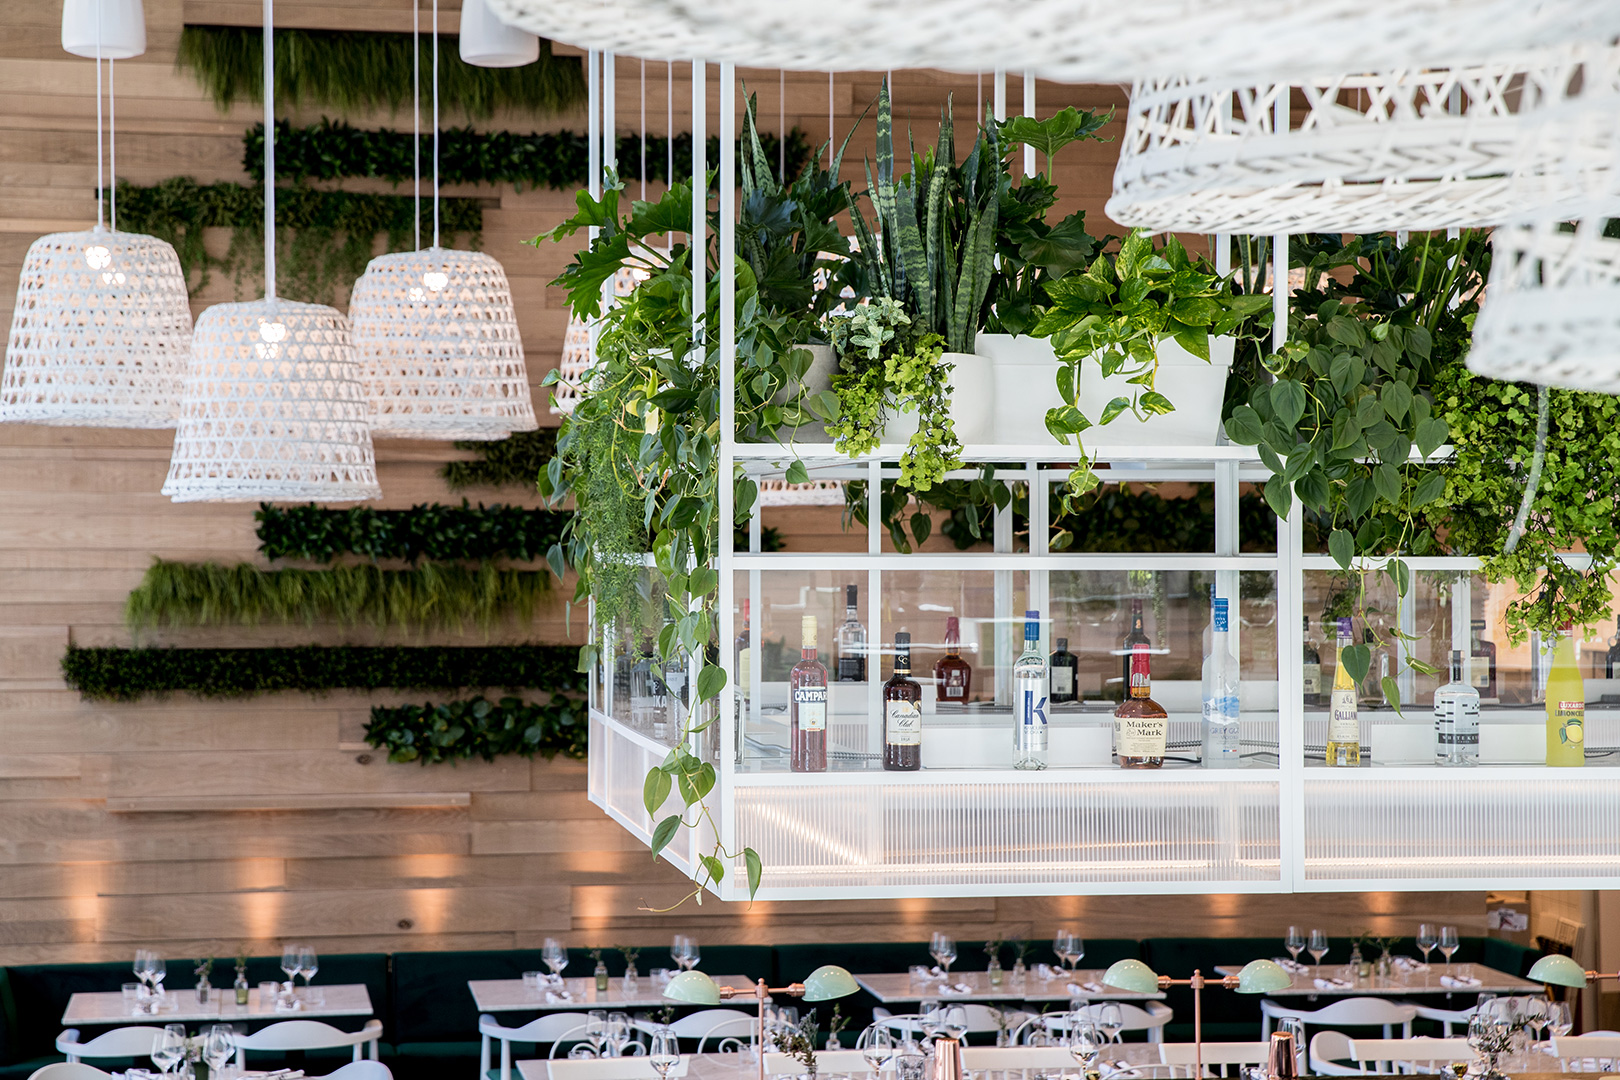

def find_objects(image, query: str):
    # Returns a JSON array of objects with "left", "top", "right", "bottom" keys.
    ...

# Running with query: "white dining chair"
[
  {"left": 55, "top": 1026, "right": 167, "bottom": 1065},
  {"left": 1411, "top": 1003, "right": 1481, "bottom": 1037},
  {"left": 877, "top": 1004, "right": 1026, "bottom": 1046},
  {"left": 665, "top": 1009, "right": 753, "bottom": 1054},
  {"left": 230, "top": 1019, "right": 383, "bottom": 1067},
  {"left": 1159, "top": 1040, "right": 1270, "bottom": 1077},
  {"left": 323, "top": 1063, "right": 393, "bottom": 1080},
  {"left": 1261, "top": 998, "right": 1416, "bottom": 1040},
  {"left": 1551, "top": 1034, "right": 1620, "bottom": 1072},
  {"left": 481, "top": 1014, "right": 588, "bottom": 1080},
  {"left": 27, "top": 1065, "right": 113, "bottom": 1080},
  {"left": 545, "top": 1057, "right": 690, "bottom": 1080},
  {"left": 1347, "top": 1036, "right": 1472, "bottom": 1074},
  {"left": 1309, "top": 1031, "right": 1361, "bottom": 1076},
  {"left": 1021, "top": 1003, "right": 1174, "bottom": 1044}
]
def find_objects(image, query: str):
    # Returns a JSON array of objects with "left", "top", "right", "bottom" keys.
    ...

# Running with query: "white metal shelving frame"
[{"left": 578, "top": 56, "right": 1620, "bottom": 901}]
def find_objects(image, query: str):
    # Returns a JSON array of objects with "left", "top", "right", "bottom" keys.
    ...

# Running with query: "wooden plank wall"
[{"left": 0, "top": 0, "right": 1489, "bottom": 964}]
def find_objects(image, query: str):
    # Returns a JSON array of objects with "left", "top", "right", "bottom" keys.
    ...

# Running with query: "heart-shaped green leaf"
[
  {"left": 1328, "top": 528, "right": 1355, "bottom": 571},
  {"left": 1341, "top": 642, "right": 1371, "bottom": 684},
  {"left": 643, "top": 767, "right": 672, "bottom": 816}
]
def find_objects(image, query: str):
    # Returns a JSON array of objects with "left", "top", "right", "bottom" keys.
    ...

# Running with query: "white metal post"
[
  {"left": 867, "top": 458, "right": 883, "bottom": 757},
  {"left": 603, "top": 53, "right": 616, "bottom": 172},
  {"left": 717, "top": 61, "right": 736, "bottom": 882},
  {"left": 994, "top": 486, "right": 1014, "bottom": 708},
  {"left": 1022, "top": 70, "right": 1036, "bottom": 177}
]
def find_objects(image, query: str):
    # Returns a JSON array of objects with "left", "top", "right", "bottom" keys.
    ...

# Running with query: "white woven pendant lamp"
[
  {"left": 1107, "top": 46, "right": 1620, "bottom": 235},
  {"left": 163, "top": 0, "right": 379, "bottom": 502},
  {"left": 350, "top": 0, "right": 536, "bottom": 441},
  {"left": 1, "top": 0, "right": 191, "bottom": 429}
]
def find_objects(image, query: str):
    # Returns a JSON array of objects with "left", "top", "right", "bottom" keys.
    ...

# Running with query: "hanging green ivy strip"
[
  {"left": 108, "top": 178, "right": 483, "bottom": 304},
  {"left": 440, "top": 429, "right": 557, "bottom": 490},
  {"left": 125, "top": 560, "right": 552, "bottom": 632},
  {"left": 246, "top": 120, "right": 814, "bottom": 190},
  {"left": 61, "top": 644, "right": 579, "bottom": 702},
  {"left": 365, "top": 694, "right": 586, "bottom": 763},
  {"left": 256, "top": 501, "right": 568, "bottom": 564},
  {"left": 177, "top": 25, "right": 586, "bottom": 117}
]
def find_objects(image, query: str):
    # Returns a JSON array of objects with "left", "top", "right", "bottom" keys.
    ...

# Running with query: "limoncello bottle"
[{"left": 1546, "top": 624, "right": 1586, "bottom": 767}]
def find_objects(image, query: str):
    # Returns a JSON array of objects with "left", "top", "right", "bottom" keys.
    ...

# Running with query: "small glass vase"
[
  {"left": 622, "top": 970, "right": 639, "bottom": 994},
  {"left": 595, "top": 962, "right": 610, "bottom": 992},
  {"left": 195, "top": 979, "right": 211, "bottom": 1004},
  {"left": 987, "top": 958, "right": 1004, "bottom": 987}
]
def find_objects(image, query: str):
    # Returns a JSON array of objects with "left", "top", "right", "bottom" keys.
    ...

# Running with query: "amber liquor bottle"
[
  {"left": 883, "top": 632, "right": 923, "bottom": 771},
  {"left": 790, "top": 615, "right": 828, "bottom": 772},
  {"left": 1115, "top": 634, "right": 1168, "bottom": 769},
  {"left": 934, "top": 615, "right": 973, "bottom": 706}
]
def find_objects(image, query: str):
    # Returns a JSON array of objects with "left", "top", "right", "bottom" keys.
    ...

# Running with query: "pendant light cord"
[
  {"left": 109, "top": 57, "right": 116, "bottom": 230},
  {"left": 413, "top": 0, "right": 420, "bottom": 251},
  {"left": 432, "top": 0, "right": 440, "bottom": 249},
  {"left": 263, "top": 0, "right": 276, "bottom": 300},
  {"left": 94, "top": 2, "right": 103, "bottom": 230}
]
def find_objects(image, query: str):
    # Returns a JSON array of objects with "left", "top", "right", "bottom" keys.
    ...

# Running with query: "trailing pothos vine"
[{"left": 534, "top": 94, "right": 856, "bottom": 905}]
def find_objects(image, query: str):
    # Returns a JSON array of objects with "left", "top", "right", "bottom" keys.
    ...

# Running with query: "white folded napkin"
[
  {"left": 1272, "top": 958, "right": 1308, "bottom": 974},
  {"left": 928, "top": 966, "right": 947, "bottom": 978},
  {"left": 939, "top": 982, "right": 973, "bottom": 995},
  {"left": 1440, "top": 974, "right": 1481, "bottom": 988},
  {"left": 1314, "top": 977, "right": 1352, "bottom": 989},
  {"left": 1391, "top": 957, "right": 1431, "bottom": 973},
  {"left": 546, "top": 990, "right": 575, "bottom": 1003},
  {"left": 1034, "top": 963, "right": 1057, "bottom": 980},
  {"left": 273, "top": 997, "right": 305, "bottom": 1013},
  {"left": 1067, "top": 981, "right": 1105, "bottom": 995}
]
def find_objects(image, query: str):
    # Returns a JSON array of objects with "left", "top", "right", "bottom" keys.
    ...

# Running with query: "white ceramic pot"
[
  {"left": 976, "top": 332, "right": 1235, "bottom": 448},
  {"left": 772, "top": 343, "right": 837, "bottom": 443},
  {"left": 881, "top": 351, "right": 995, "bottom": 445}
]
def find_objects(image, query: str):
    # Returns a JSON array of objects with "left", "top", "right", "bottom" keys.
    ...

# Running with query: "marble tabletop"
[
  {"left": 1210, "top": 961, "right": 1537, "bottom": 997},
  {"left": 855, "top": 969, "right": 1166, "bottom": 1003},
  {"left": 62, "top": 984, "right": 373, "bottom": 1025},
  {"left": 471, "top": 976, "right": 758, "bottom": 1012},
  {"left": 517, "top": 1045, "right": 1166, "bottom": 1080}
]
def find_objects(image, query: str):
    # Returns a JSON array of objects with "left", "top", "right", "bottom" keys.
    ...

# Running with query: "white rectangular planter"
[{"left": 976, "top": 332, "right": 1236, "bottom": 448}]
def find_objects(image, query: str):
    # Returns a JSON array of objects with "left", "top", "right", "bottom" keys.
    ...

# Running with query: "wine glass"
[
  {"left": 930, "top": 933, "right": 957, "bottom": 980},
  {"left": 586, "top": 1010, "right": 608, "bottom": 1057},
  {"left": 649, "top": 1030, "right": 681, "bottom": 1080},
  {"left": 862, "top": 1024, "right": 895, "bottom": 1072},
  {"left": 544, "top": 938, "right": 569, "bottom": 986},
  {"left": 941, "top": 1005, "right": 969, "bottom": 1042},
  {"left": 919, "top": 999, "right": 941, "bottom": 1045},
  {"left": 1548, "top": 1000, "right": 1573, "bottom": 1039},
  {"left": 608, "top": 1012, "right": 632, "bottom": 1057},
  {"left": 1067, "top": 1020, "right": 1103, "bottom": 1073},
  {"left": 1097, "top": 1003, "right": 1124, "bottom": 1044},
  {"left": 1285, "top": 927, "right": 1305, "bottom": 964},
  {"left": 1439, "top": 927, "right": 1460, "bottom": 970},
  {"left": 1308, "top": 930, "right": 1328, "bottom": 968},
  {"left": 203, "top": 1023, "right": 235, "bottom": 1079},
  {"left": 150, "top": 1025, "right": 185, "bottom": 1075},
  {"left": 297, "top": 945, "right": 318, "bottom": 999},
  {"left": 1417, "top": 924, "right": 1438, "bottom": 966},
  {"left": 1053, "top": 930, "right": 1077, "bottom": 976},
  {"left": 683, "top": 937, "right": 701, "bottom": 972},
  {"left": 280, "top": 946, "right": 299, "bottom": 998}
]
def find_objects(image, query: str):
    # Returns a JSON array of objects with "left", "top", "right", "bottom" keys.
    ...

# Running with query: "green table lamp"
[
  {"left": 1529, "top": 952, "right": 1611, "bottom": 989},
  {"left": 1104, "top": 958, "right": 1293, "bottom": 1077},
  {"left": 664, "top": 965, "right": 859, "bottom": 1080}
]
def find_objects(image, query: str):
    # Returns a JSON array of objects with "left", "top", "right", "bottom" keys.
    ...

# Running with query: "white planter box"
[
  {"left": 882, "top": 351, "right": 995, "bottom": 444},
  {"left": 976, "top": 332, "right": 1235, "bottom": 447}
]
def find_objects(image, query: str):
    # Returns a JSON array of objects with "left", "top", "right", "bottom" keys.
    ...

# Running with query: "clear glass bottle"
[
  {"left": 1326, "top": 617, "right": 1361, "bottom": 766},
  {"left": 234, "top": 966, "right": 250, "bottom": 1007},
  {"left": 1547, "top": 624, "right": 1586, "bottom": 767},
  {"left": 1301, "top": 616, "right": 1322, "bottom": 707},
  {"left": 630, "top": 637, "right": 658, "bottom": 730},
  {"left": 1434, "top": 649, "right": 1480, "bottom": 767},
  {"left": 594, "top": 960, "right": 610, "bottom": 992},
  {"left": 1201, "top": 598, "right": 1242, "bottom": 768},
  {"left": 1049, "top": 636, "right": 1079, "bottom": 705},
  {"left": 1013, "top": 610, "right": 1049, "bottom": 770},
  {"left": 883, "top": 632, "right": 922, "bottom": 771},
  {"left": 790, "top": 615, "right": 829, "bottom": 772},
  {"left": 1606, "top": 616, "right": 1620, "bottom": 678},
  {"left": 934, "top": 615, "right": 973, "bottom": 705},
  {"left": 1116, "top": 626, "right": 1167, "bottom": 769},
  {"left": 835, "top": 584, "right": 867, "bottom": 683},
  {"left": 1119, "top": 599, "right": 1149, "bottom": 702},
  {"left": 1470, "top": 618, "right": 1498, "bottom": 701},
  {"left": 734, "top": 600, "right": 752, "bottom": 765}
]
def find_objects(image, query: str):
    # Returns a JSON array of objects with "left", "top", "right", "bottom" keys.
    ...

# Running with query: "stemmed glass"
[
  {"left": 649, "top": 1030, "right": 681, "bottom": 1080},
  {"left": 280, "top": 946, "right": 299, "bottom": 1001},
  {"left": 203, "top": 1024, "right": 235, "bottom": 1079},
  {"left": 1067, "top": 1020, "right": 1103, "bottom": 1074},
  {"left": 675, "top": 935, "right": 701, "bottom": 972},
  {"left": 150, "top": 1025, "right": 186, "bottom": 1075},
  {"left": 1417, "top": 924, "right": 1438, "bottom": 966},
  {"left": 862, "top": 1025, "right": 895, "bottom": 1073},
  {"left": 930, "top": 933, "right": 957, "bottom": 980},
  {"left": 918, "top": 999, "right": 941, "bottom": 1048},
  {"left": 940, "top": 1005, "right": 969, "bottom": 1043},
  {"left": 1285, "top": 927, "right": 1305, "bottom": 965},
  {"left": 586, "top": 1011, "right": 608, "bottom": 1058},
  {"left": 297, "top": 946, "right": 319, "bottom": 1001},
  {"left": 1439, "top": 927, "right": 1460, "bottom": 971},
  {"left": 1547, "top": 1001, "right": 1573, "bottom": 1039},
  {"left": 544, "top": 938, "right": 569, "bottom": 986},
  {"left": 1053, "top": 931, "right": 1078, "bottom": 977},
  {"left": 1308, "top": 930, "right": 1329, "bottom": 968},
  {"left": 608, "top": 1012, "right": 632, "bottom": 1057},
  {"left": 1097, "top": 1003, "right": 1124, "bottom": 1044}
]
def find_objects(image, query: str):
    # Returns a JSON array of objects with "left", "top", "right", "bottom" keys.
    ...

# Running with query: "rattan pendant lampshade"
[
  {"left": 350, "top": 0, "right": 536, "bottom": 441},
  {"left": 1, "top": 0, "right": 191, "bottom": 429},
  {"left": 162, "top": 0, "right": 379, "bottom": 502}
]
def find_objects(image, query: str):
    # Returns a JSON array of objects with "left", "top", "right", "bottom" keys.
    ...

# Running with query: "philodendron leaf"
[
  {"left": 1328, "top": 528, "right": 1355, "bottom": 571},
  {"left": 1381, "top": 675, "right": 1405, "bottom": 719},
  {"left": 1099, "top": 396, "right": 1132, "bottom": 425},
  {"left": 1416, "top": 416, "right": 1449, "bottom": 458},
  {"left": 650, "top": 814, "right": 683, "bottom": 859},
  {"left": 785, "top": 460, "right": 810, "bottom": 485},
  {"left": 1264, "top": 475, "right": 1294, "bottom": 519},
  {"left": 1271, "top": 379, "right": 1307, "bottom": 429},
  {"left": 643, "top": 767, "right": 672, "bottom": 816},
  {"left": 695, "top": 663, "right": 726, "bottom": 702},
  {"left": 744, "top": 847, "right": 763, "bottom": 898},
  {"left": 1411, "top": 470, "right": 1447, "bottom": 508},
  {"left": 700, "top": 854, "right": 726, "bottom": 888},
  {"left": 576, "top": 643, "right": 599, "bottom": 674},
  {"left": 692, "top": 762, "right": 716, "bottom": 801},
  {"left": 1341, "top": 643, "right": 1371, "bottom": 685}
]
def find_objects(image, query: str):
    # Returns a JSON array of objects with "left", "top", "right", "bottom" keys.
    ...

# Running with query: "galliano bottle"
[
  {"left": 1326, "top": 616, "right": 1361, "bottom": 766},
  {"left": 1013, "top": 610, "right": 1048, "bottom": 770},
  {"left": 1201, "top": 598, "right": 1242, "bottom": 768},
  {"left": 790, "top": 615, "right": 829, "bottom": 772},
  {"left": 1116, "top": 627, "right": 1167, "bottom": 768},
  {"left": 883, "top": 632, "right": 922, "bottom": 771},
  {"left": 1434, "top": 649, "right": 1480, "bottom": 767},
  {"left": 1546, "top": 624, "right": 1586, "bottom": 767}
]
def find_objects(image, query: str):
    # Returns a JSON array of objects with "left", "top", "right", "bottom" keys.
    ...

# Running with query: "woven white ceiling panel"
[
  {"left": 0, "top": 228, "right": 191, "bottom": 428},
  {"left": 350, "top": 247, "right": 537, "bottom": 441},
  {"left": 486, "top": 0, "right": 1619, "bottom": 80},
  {"left": 163, "top": 299, "right": 381, "bottom": 502}
]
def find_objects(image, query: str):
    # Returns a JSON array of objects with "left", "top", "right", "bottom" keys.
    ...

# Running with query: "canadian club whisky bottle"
[
  {"left": 883, "top": 632, "right": 922, "bottom": 771},
  {"left": 1115, "top": 627, "right": 1167, "bottom": 768},
  {"left": 1546, "top": 624, "right": 1586, "bottom": 767},
  {"left": 1119, "top": 599, "right": 1149, "bottom": 700},
  {"left": 1301, "top": 616, "right": 1322, "bottom": 707},
  {"left": 1326, "top": 616, "right": 1361, "bottom": 766},
  {"left": 1050, "top": 637, "right": 1079, "bottom": 705},
  {"left": 835, "top": 584, "right": 867, "bottom": 682},
  {"left": 934, "top": 615, "right": 973, "bottom": 705},
  {"left": 1013, "top": 610, "right": 1048, "bottom": 770},
  {"left": 790, "top": 615, "right": 829, "bottom": 772}
]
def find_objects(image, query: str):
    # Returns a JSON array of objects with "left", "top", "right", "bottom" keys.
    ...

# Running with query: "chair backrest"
[
  {"left": 482, "top": 1013, "right": 591, "bottom": 1043},
  {"left": 28, "top": 1066, "right": 113, "bottom": 1080},
  {"left": 233, "top": 1020, "right": 379, "bottom": 1051},
  {"left": 1272, "top": 999, "right": 1419, "bottom": 1025},
  {"left": 1069, "top": 1004, "right": 1172, "bottom": 1031},
  {"left": 1552, "top": 1035, "right": 1620, "bottom": 1065},
  {"left": 667, "top": 1009, "right": 753, "bottom": 1039},
  {"left": 323, "top": 1063, "right": 393, "bottom": 1080},
  {"left": 546, "top": 1058, "right": 690, "bottom": 1080},
  {"left": 1159, "top": 1041, "right": 1270, "bottom": 1077},
  {"left": 1309, "top": 1031, "right": 1360, "bottom": 1077},
  {"left": 56, "top": 1026, "right": 167, "bottom": 1061},
  {"left": 1348, "top": 1037, "right": 1472, "bottom": 1073}
]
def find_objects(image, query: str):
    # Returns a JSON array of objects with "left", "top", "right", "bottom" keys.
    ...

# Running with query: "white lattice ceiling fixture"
[
  {"left": 1108, "top": 46, "right": 1620, "bottom": 234},
  {"left": 163, "top": 0, "right": 380, "bottom": 502},
  {"left": 485, "top": 0, "right": 1619, "bottom": 79}
]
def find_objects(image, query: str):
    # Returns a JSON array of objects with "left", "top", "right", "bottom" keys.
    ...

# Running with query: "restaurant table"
[
  {"left": 1211, "top": 962, "right": 1538, "bottom": 997},
  {"left": 471, "top": 976, "right": 758, "bottom": 1012},
  {"left": 517, "top": 1044, "right": 1167, "bottom": 1080},
  {"left": 61, "top": 984, "right": 374, "bottom": 1026},
  {"left": 855, "top": 970, "right": 1167, "bottom": 1004}
]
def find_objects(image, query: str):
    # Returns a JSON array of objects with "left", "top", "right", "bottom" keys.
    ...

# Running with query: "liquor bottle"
[
  {"left": 1546, "top": 624, "right": 1586, "bottom": 767},
  {"left": 934, "top": 615, "right": 973, "bottom": 705},
  {"left": 1434, "top": 649, "right": 1480, "bottom": 767},
  {"left": 1013, "top": 610, "right": 1049, "bottom": 770},
  {"left": 1605, "top": 616, "right": 1620, "bottom": 678},
  {"left": 1050, "top": 636, "right": 1079, "bottom": 705},
  {"left": 1201, "top": 598, "right": 1242, "bottom": 768},
  {"left": 1115, "top": 622, "right": 1168, "bottom": 769},
  {"left": 1470, "top": 619, "right": 1498, "bottom": 700},
  {"left": 883, "top": 631, "right": 922, "bottom": 771},
  {"left": 1119, "top": 599, "right": 1149, "bottom": 700},
  {"left": 1326, "top": 617, "right": 1361, "bottom": 766},
  {"left": 734, "top": 601, "right": 752, "bottom": 762},
  {"left": 1302, "top": 616, "right": 1323, "bottom": 707},
  {"left": 790, "top": 615, "right": 829, "bottom": 772},
  {"left": 835, "top": 584, "right": 867, "bottom": 682}
]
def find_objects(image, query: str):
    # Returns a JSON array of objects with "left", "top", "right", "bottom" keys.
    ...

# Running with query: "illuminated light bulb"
[
  {"left": 85, "top": 245, "right": 111, "bottom": 269},
  {"left": 422, "top": 271, "right": 449, "bottom": 291},
  {"left": 408, "top": 286, "right": 427, "bottom": 302}
]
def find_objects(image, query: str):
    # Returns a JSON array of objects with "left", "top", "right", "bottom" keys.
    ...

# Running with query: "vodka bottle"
[
  {"left": 1325, "top": 617, "right": 1361, "bottom": 766},
  {"left": 1434, "top": 649, "right": 1480, "bottom": 767},
  {"left": 835, "top": 584, "right": 867, "bottom": 682},
  {"left": 1013, "top": 610, "right": 1048, "bottom": 770},
  {"left": 1201, "top": 598, "right": 1243, "bottom": 768}
]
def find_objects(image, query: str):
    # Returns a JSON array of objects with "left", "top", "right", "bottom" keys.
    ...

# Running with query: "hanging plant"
[
  {"left": 440, "top": 429, "right": 557, "bottom": 491},
  {"left": 256, "top": 501, "right": 568, "bottom": 564}
]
